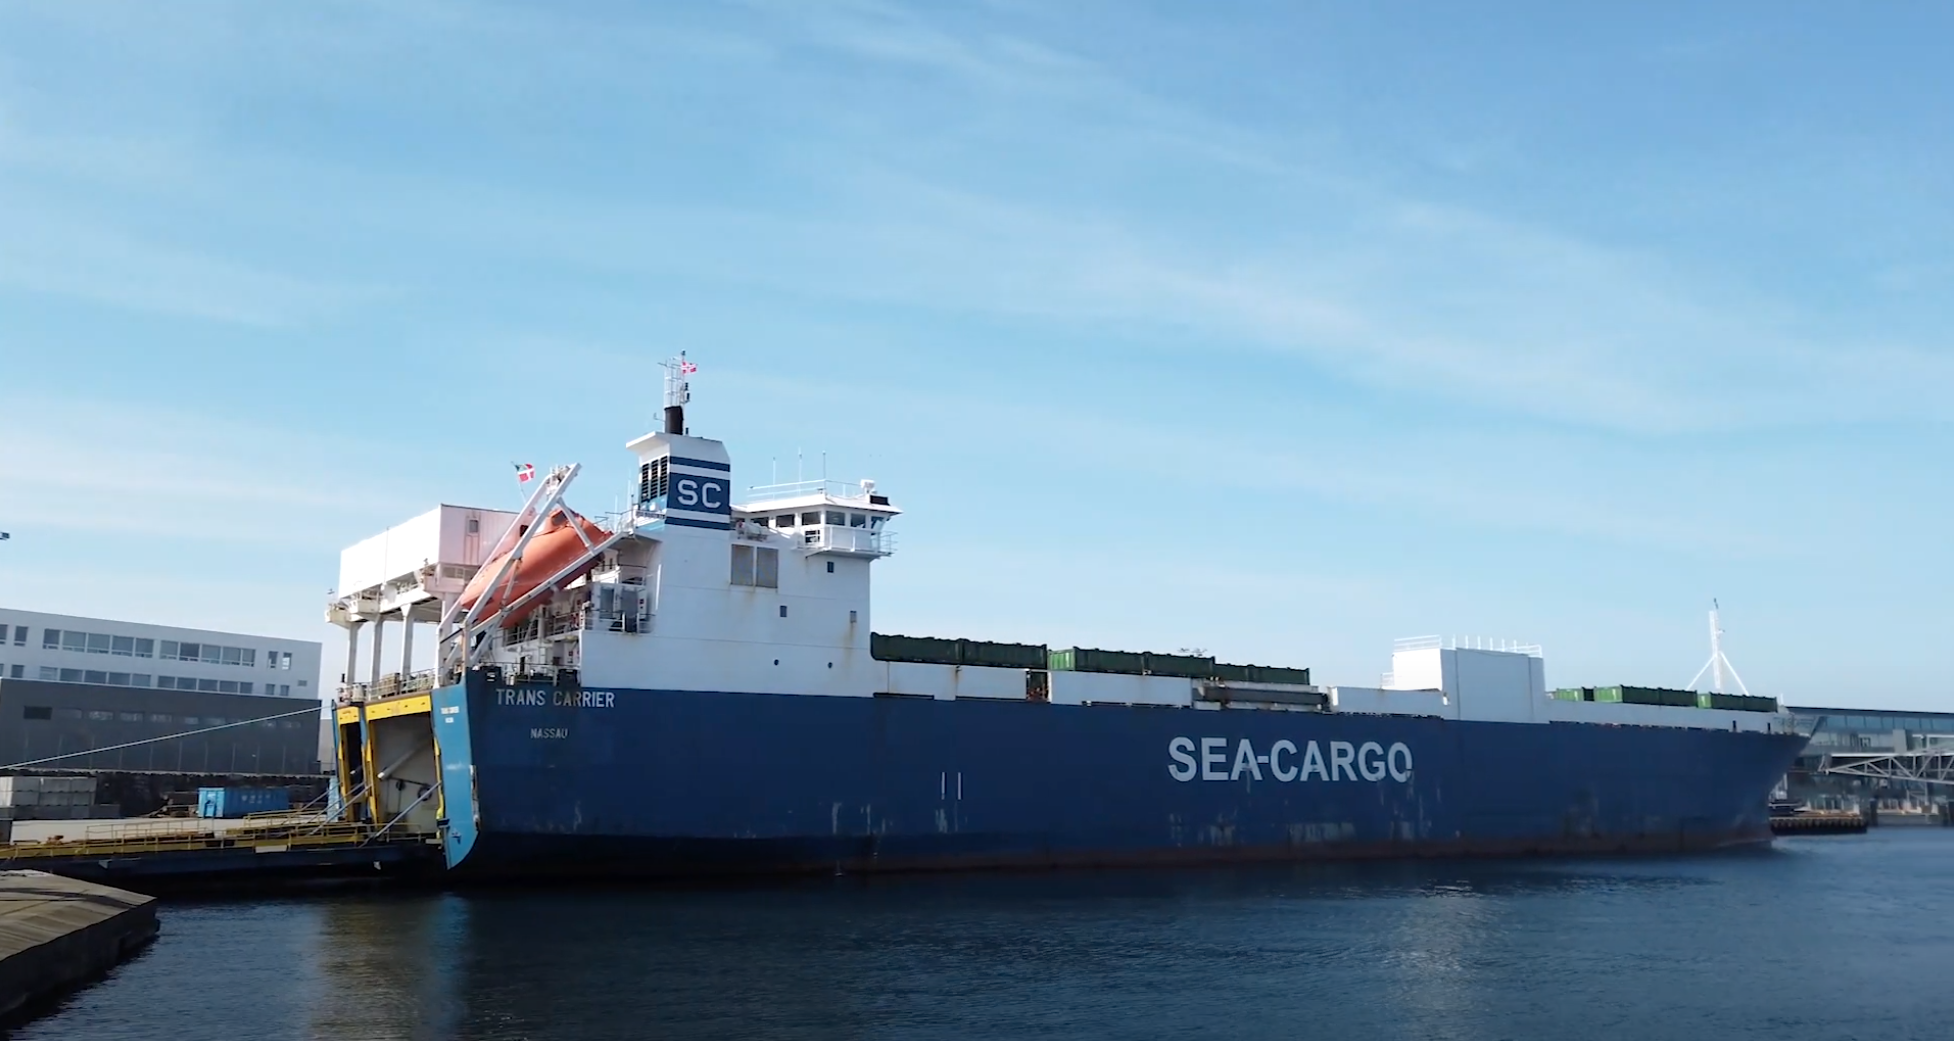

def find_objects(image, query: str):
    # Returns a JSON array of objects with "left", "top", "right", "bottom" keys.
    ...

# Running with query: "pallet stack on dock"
[{"left": 0, "top": 777, "right": 120, "bottom": 824}]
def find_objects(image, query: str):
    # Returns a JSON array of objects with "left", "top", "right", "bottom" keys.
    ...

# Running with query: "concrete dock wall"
[{"left": 0, "top": 870, "right": 158, "bottom": 1022}]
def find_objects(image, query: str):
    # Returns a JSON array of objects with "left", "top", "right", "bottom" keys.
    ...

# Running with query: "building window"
[
  {"left": 39, "top": 666, "right": 57, "bottom": 681},
  {"left": 240, "top": 682, "right": 253, "bottom": 695},
  {"left": 10, "top": 625, "right": 23, "bottom": 646},
  {"left": 43, "top": 629, "right": 59, "bottom": 649},
  {"left": 280, "top": 685, "right": 290, "bottom": 696},
  {"left": 850, "top": 610, "right": 858, "bottom": 623},
  {"left": 59, "top": 668, "right": 81, "bottom": 682},
  {"left": 242, "top": 648, "right": 256, "bottom": 667},
  {"left": 826, "top": 561, "right": 835, "bottom": 574},
  {"left": 198, "top": 678, "right": 220, "bottom": 692},
  {"left": 117, "top": 711, "right": 142, "bottom": 722},
  {"left": 86, "top": 710, "right": 112, "bottom": 721},
  {"left": 108, "top": 672, "right": 129, "bottom": 686},
  {"left": 779, "top": 605, "right": 788, "bottom": 618},
  {"left": 21, "top": 706, "right": 50, "bottom": 721},
  {"left": 62, "top": 631, "right": 85, "bottom": 652},
  {"left": 8, "top": 665, "right": 20, "bottom": 679},
  {"left": 132, "top": 674, "right": 150, "bottom": 686},
  {"left": 134, "top": 638, "right": 153, "bottom": 658},
  {"left": 219, "top": 680, "right": 239, "bottom": 694},
  {"left": 112, "top": 635, "right": 135, "bottom": 656},
  {"left": 149, "top": 713, "right": 171, "bottom": 724},
  {"left": 297, "top": 679, "right": 307, "bottom": 687},
  {"left": 84, "top": 670, "right": 107, "bottom": 684},
  {"left": 161, "top": 640, "right": 178, "bottom": 659},
  {"left": 281, "top": 652, "right": 292, "bottom": 671},
  {"left": 222, "top": 646, "right": 242, "bottom": 665}
]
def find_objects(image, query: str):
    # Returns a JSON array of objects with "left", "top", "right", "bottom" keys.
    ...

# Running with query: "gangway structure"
[{"left": 1819, "top": 739, "right": 1954, "bottom": 790}]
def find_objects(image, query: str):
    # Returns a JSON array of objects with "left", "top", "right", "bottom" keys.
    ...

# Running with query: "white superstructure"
[
  {"left": 323, "top": 355, "right": 1792, "bottom": 736},
  {"left": 0, "top": 607, "right": 320, "bottom": 698}
]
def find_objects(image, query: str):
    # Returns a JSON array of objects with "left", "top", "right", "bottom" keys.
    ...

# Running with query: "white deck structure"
[{"left": 323, "top": 356, "right": 1795, "bottom": 736}]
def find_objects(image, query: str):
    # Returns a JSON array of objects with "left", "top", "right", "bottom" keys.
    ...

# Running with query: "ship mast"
[
  {"left": 1685, "top": 599, "right": 1753, "bottom": 696},
  {"left": 659, "top": 351, "right": 693, "bottom": 435}
]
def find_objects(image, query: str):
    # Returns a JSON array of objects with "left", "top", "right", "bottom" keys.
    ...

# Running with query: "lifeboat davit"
[{"left": 459, "top": 506, "right": 610, "bottom": 626}]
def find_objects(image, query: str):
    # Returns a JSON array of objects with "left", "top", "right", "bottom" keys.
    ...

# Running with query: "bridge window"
[
  {"left": 801, "top": 512, "right": 820, "bottom": 526},
  {"left": 825, "top": 511, "right": 845, "bottom": 525},
  {"left": 849, "top": 514, "right": 866, "bottom": 528}
]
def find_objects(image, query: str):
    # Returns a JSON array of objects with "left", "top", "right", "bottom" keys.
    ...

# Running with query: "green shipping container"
[
  {"left": 958, "top": 639, "right": 1047, "bottom": 670},
  {"left": 1252, "top": 665, "right": 1312, "bottom": 686},
  {"left": 870, "top": 633, "right": 959, "bottom": 665},
  {"left": 1048, "top": 647, "right": 1147, "bottom": 675},
  {"left": 1211, "top": 662, "right": 1254, "bottom": 683},
  {"left": 1703, "top": 692, "right": 1780, "bottom": 713},
  {"left": 1619, "top": 685, "right": 1699, "bottom": 708},
  {"left": 1551, "top": 688, "right": 1584, "bottom": 701},
  {"left": 1593, "top": 686, "right": 1624, "bottom": 703},
  {"left": 1144, "top": 652, "right": 1216, "bottom": 679}
]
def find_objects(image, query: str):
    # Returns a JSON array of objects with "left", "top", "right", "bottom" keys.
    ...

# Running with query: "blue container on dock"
[{"left": 196, "top": 786, "right": 291, "bottom": 818}]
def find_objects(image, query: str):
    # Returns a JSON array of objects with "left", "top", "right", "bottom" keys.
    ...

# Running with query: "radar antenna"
[
  {"left": 658, "top": 352, "right": 695, "bottom": 435},
  {"left": 1684, "top": 599, "right": 1752, "bottom": 696}
]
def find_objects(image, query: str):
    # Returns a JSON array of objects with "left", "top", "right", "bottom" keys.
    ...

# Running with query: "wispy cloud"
[
  {"left": 0, "top": 204, "right": 378, "bottom": 326},
  {"left": 0, "top": 394, "right": 436, "bottom": 547}
]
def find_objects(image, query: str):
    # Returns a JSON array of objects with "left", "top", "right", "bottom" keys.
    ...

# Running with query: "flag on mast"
[
  {"left": 514, "top": 462, "right": 535, "bottom": 484},
  {"left": 680, "top": 360, "right": 697, "bottom": 375}
]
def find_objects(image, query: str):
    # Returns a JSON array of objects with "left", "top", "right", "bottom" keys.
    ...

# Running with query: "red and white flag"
[
  {"left": 680, "top": 360, "right": 697, "bottom": 375},
  {"left": 513, "top": 462, "right": 535, "bottom": 484}
]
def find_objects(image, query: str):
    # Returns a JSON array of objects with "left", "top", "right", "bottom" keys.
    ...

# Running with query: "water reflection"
[{"left": 17, "top": 833, "right": 1954, "bottom": 1041}]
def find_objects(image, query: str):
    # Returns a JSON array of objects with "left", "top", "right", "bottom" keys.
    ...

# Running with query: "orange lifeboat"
[{"left": 459, "top": 506, "right": 610, "bottom": 626}]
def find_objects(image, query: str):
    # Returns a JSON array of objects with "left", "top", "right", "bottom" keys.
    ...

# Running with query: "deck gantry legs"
[
  {"left": 369, "top": 619, "right": 386, "bottom": 688},
  {"left": 399, "top": 618, "right": 415, "bottom": 683},
  {"left": 343, "top": 622, "right": 362, "bottom": 690}
]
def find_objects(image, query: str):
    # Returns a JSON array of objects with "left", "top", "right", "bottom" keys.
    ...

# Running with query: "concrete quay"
[{"left": 0, "top": 870, "right": 157, "bottom": 1024}]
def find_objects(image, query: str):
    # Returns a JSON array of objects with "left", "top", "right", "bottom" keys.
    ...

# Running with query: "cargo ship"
[{"left": 324, "top": 356, "right": 1810, "bottom": 879}]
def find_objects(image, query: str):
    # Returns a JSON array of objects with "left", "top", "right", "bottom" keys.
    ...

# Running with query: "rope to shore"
[{"left": 0, "top": 707, "right": 327, "bottom": 771}]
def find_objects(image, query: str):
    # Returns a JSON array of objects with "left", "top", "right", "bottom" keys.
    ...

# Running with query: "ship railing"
[
  {"left": 741, "top": 479, "right": 878, "bottom": 505},
  {"left": 798, "top": 524, "right": 897, "bottom": 557}
]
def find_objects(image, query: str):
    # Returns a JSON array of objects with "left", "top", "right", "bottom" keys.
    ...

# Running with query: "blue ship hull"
[{"left": 429, "top": 674, "right": 1809, "bottom": 879}]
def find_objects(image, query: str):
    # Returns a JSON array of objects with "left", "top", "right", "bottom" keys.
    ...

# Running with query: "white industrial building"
[{"left": 0, "top": 608, "right": 321, "bottom": 699}]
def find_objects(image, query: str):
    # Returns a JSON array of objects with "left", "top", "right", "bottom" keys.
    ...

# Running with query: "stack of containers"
[{"left": 0, "top": 776, "right": 104, "bottom": 820}]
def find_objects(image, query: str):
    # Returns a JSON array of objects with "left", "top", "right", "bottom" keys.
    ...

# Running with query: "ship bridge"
[{"left": 735, "top": 479, "right": 899, "bottom": 558}]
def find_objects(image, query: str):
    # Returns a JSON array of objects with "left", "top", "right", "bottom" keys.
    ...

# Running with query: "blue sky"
[{"left": 1, "top": 1, "right": 1949, "bottom": 708}]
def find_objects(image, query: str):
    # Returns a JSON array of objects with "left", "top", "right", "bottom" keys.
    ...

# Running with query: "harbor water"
[{"left": 19, "top": 829, "right": 1953, "bottom": 1041}]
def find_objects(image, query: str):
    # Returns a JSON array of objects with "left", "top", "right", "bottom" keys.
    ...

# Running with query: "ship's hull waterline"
[{"left": 431, "top": 675, "right": 1808, "bottom": 880}]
